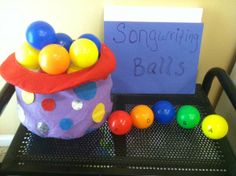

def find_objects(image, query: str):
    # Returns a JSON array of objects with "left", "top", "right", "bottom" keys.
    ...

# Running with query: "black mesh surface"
[
  {"left": 1, "top": 85, "right": 235, "bottom": 176},
  {"left": 126, "top": 104, "right": 225, "bottom": 166}
]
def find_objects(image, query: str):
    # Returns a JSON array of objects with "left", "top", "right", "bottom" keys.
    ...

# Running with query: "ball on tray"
[
  {"left": 177, "top": 105, "right": 200, "bottom": 129},
  {"left": 152, "top": 100, "right": 175, "bottom": 124},
  {"left": 26, "top": 21, "right": 57, "bottom": 50},
  {"left": 39, "top": 44, "right": 70, "bottom": 75},
  {"left": 56, "top": 33, "right": 73, "bottom": 51},
  {"left": 15, "top": 42, "right": 40, "bottom": 70},
  {"left": 108, "top": 110, "right": 132, "bottom": 135},
  {"left": 130, "top": 105, "right": 154, "bottom": 129},
  {"left": 69, "top": 38, "right": 99, "bottom": 68},
  {"left": 201, "top": 114, "right": 228, "bottom": 140},
  {"left": 79, "top": 33, "right": 101, "bottom": 52}
]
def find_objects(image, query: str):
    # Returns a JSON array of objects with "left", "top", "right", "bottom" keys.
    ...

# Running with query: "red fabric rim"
[{"left": 0, "top": 44, "right": 116, "bottom": 94}]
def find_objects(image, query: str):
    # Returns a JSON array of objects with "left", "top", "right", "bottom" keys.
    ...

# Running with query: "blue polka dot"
[
  {"left": 74, "top": 82, "right": 97, "bottom": 100},
  {"left": 60, "top": 118, "right": 73, "bottom": 131}
]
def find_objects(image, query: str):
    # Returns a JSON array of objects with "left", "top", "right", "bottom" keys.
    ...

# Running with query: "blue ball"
[
  {"left": 152, "top": 101, "right": 175, "bottom": 124},
  {"left": 79, "top": 33, "right": 101, "bottom": 51},
  {"left": 26, "top": 21, "right": 57, "bottom": 50},
  {"left": 56, "top": 33, "right": 73, "bottom": 51}
]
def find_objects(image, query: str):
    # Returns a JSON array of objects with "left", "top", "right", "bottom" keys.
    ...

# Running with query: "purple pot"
[{"left": 16, "top": 76, "right": 113, "bottom": 139}]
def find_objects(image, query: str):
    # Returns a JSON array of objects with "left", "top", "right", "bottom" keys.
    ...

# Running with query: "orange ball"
[
  {"left": 130, "top": 105, "right": 154, "bottom": 129},
  {"left": 39, "top": 44, "right": 70, "bottom": 75}
]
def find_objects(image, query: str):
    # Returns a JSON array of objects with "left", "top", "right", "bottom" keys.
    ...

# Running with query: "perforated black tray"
[{"left": 1, "top": 68, "right": 236, "bottom": 176}]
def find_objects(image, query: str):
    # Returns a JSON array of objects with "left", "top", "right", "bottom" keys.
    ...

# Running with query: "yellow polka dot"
[
  {"left": 21, "top": 90, "right": 35, "bottom": 104},
  {"left": 92, "top": 103, "right": 106, "bottom": 123}
]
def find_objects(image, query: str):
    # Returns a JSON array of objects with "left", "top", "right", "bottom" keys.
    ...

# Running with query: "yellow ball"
[
  {"left": 15, "top": 42, "right": 40, "bottom": 69},
  {"left": 67, "top": 64, "right": 84, "bottom": 74},
  {"left": 201, "top": 114, "right": 228, "bottom": 140},
  {"left": 69, "top": 38, "right": 98, "bottom": 68}
]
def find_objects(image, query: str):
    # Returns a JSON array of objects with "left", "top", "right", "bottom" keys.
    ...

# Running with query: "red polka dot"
[{"left": 41, "top": 98, "right": 56, "bottom": 111}]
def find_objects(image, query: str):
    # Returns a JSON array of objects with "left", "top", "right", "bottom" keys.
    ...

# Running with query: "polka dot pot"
[{"left": 16, "top": 77, "right": 113, "bottom": 139}]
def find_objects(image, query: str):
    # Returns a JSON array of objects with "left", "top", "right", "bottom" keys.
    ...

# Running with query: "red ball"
[{"left": 108, "top": 110, "right": 132, "bottom": 135}]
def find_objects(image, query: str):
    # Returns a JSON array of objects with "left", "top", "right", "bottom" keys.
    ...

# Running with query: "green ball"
[{"left": 177, "top": 105, "right": 201, "bottom": 129}]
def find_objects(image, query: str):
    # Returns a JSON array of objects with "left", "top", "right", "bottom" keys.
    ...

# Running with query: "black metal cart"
[{"left": 0, "top": 67, "right": 236, "bottom": 176}]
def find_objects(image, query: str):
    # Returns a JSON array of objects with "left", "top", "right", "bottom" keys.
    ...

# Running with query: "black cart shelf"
[{"left": 0, "top": 67, "right": 236, "bottom": 176}]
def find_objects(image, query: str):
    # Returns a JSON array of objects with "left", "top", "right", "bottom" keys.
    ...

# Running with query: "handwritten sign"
[{"left": 104, "top": 7, "right": 203, "bottom": 94}]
